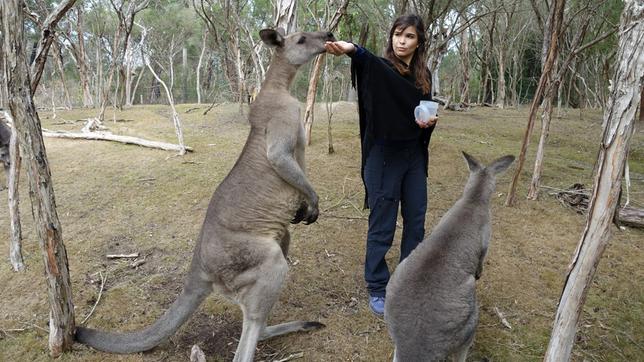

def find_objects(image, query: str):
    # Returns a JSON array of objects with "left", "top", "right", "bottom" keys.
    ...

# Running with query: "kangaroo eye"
[{"left": 297, "top": 36, "right": 306, "bottom": 44}]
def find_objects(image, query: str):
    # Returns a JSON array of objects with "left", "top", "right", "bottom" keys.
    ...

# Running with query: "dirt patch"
[{"left": 0, "top": 104, "right": 642, "bottom": 361}]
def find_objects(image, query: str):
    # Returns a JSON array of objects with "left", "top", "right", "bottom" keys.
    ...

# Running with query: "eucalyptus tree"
[
  {"left": 2, "top": 0, "right": 76, "bottom": 356},
  {"left": 96, "top": 0, "right": 150, "bottom": 122},
  {"left": 544, "top": 2, "right": 643, "bottom": 359}
]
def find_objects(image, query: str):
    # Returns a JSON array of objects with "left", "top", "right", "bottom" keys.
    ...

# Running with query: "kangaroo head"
[
  {"left": 259, "top": 28, "right": 335, "bottom": 66},
  {"left": 462, "top": 151, "right": 515, "bottom": 198}
]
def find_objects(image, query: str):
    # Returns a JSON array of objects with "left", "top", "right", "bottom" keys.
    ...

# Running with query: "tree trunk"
[
  {"left": 2, "top": 0, "right": 76, "bottom": 355},
  {"left": 139, "top": 25, "right": 187, "bottom": 155},
  {"left": 274, "top": 0, "right": 297, "bottom": 32},
  {"left": 97, "top": 24, "right": 123, "bottom": 122},
  {"left": 196, "top": 32, "right": 207, "bottom": 104},
  {"left": 527, "top": 87, "right": 555, "bottom": 200},
  {"left": 544, "top": 2, "right": 643, "bottom": 359},
  {"left": 459, "top": 28, "right": 470, "bottom": 104},
  {"left": 28, "top": 0, "right": 78, "bottom": 94},
  {"left": 505, "top": 0, "right": 566, "bottom": 207},
  {"left": 496, "top": 48, "right": 506, "bottom": 108},
  {"left": 51, "top": 42, "right": 72, "bottom": 110},
  {"left": 0, "top": 112, "right": 24, "bottom": 272},
  {"left": 182, "top": 47, "right": 188, "bottom": 103},
  {"left": 301, "top": 0, "right": 349, "bottom": 144},
  {"left": 76, "top": 6, "right": 94, "bottom": 107},
  {"left": 303, "top": 54, "right": 325, "bottom": 145}
]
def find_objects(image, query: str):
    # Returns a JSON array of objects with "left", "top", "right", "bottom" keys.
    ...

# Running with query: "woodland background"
[
  {"left": 0, "top": 0, "right": 642, "bottom": 361},
  {"left": 0, "top": 0, "right": 624, "bottom": 113}
]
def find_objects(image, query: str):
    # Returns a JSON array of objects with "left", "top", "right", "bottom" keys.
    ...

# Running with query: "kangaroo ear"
[
  {"left": 259, "top": 28, "right": 284, "bottom": 48},
  {"left": 489, "top": 155, "right": 515, "bottom": 175},
  {"left": 462, "top": 151, "right": 482, "bottom": 172}
]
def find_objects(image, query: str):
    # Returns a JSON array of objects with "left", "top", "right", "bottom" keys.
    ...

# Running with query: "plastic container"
[{"left": 414, "top": 100, "right": 438, "bottom": 124}]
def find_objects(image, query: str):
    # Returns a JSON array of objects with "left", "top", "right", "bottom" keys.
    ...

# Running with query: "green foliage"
[{"left": 32, "top": 0, "right": 625, "bottom": 107}]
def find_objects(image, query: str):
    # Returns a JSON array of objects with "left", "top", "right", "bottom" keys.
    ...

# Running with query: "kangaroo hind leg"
[{"left": 232, "top": 243, "right": 288, "bottom": 362}]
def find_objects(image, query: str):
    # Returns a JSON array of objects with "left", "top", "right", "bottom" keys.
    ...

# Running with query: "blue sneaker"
[{"left": 369, "top": 296, "right": 385, "bottom": 316}]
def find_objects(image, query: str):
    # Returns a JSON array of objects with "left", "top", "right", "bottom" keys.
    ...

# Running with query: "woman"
[{"left": 326, "top": 14, "right": 438, "bottom": 316}]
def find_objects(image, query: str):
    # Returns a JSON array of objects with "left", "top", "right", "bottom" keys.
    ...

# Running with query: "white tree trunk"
[
  {"left": 196, "top": 31, "right": 207, "bottom": 104},
  {"left": 496, "top": 49, "right": 506, "bottom": 108},
  {"left": 274, "top": 0, "right": 297, "bottom": 33},
  {"left": 544, "top": 1, "right": 643, "bottom": 360},
  {"left": 1, "top": 111, "right": 24, "bottom": 272},
  {"left": 138, "top": 24, "right": 187, "bottom": 155}
]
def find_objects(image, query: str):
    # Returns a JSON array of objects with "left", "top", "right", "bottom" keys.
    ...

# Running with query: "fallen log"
[
  {"left": 546, "top": 184, "right": 643, "bottom": 229},
  {"left": 41, "top": 129, "right": 193, "bottom": 153},
  {"left": 618, "top": 205, "right": 644, "bottom": 228}
]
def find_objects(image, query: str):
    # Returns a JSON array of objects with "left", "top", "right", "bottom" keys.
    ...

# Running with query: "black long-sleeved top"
[{"left": 350, "top": 45, "right": 434, "bottom": 207}]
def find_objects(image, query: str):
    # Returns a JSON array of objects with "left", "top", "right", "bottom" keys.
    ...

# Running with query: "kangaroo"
[
  {"left": 75, "top": 28, "right": 335, "bottom": 362},
  {"left": 384, "top": 152, "right": 514, "bottom": 362}
]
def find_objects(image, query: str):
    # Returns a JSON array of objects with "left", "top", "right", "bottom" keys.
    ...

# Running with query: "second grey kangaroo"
[
  {"left": 75, "top": 28, "right": 335, "bottom": 362},
  {"left": 385, "top": 152, "right": 514, "bottom": 362}
]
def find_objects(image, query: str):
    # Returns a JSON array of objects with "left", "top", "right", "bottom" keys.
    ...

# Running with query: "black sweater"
[{"left": 350, "top": 45, "right": 435, "bottom": 207}]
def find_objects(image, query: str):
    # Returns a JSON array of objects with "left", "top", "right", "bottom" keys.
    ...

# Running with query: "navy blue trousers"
[{"left": 364, "top": 142, "right": 427, "bottom": 297}]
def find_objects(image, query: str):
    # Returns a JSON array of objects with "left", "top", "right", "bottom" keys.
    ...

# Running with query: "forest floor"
[{"left": 0, "top": 102, "right": 642, "bottom": 362}]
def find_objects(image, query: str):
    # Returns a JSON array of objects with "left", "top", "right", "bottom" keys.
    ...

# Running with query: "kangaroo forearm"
[{"left": 270, "top": 156, "right": 317, "bottom": 203}]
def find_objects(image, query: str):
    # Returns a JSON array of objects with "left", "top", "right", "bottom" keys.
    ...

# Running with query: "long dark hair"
[{"left": 384, "top": 14, "right": 431, "bottom": 95}]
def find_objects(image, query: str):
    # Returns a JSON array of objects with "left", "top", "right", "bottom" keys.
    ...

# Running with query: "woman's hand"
[
  {"left": 416, "top": 116, "right": 438, "bottom": 128},
  {"left": 325, "top": 41, "right": 356, "bottom": 56}
]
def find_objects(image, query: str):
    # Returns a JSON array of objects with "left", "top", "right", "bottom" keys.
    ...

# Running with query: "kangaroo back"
[{"left": 385, "top": 152, "right": 514, "bottom": 362}]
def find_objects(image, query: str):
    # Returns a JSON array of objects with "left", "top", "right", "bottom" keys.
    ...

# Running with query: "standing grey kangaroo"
[
  {"left": 385, "top": 152, "right": 514, "bottom": 362},
  {"left": 75, "top": 28, "right": 335, "bottom": 362}
]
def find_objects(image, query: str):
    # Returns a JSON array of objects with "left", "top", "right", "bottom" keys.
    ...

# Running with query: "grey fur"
[
  {"left": 75, "top": 29, "right": 335, "bottom": 362},
  {"left": 385, "top": 152, "right": 514, "bottom": 362}
]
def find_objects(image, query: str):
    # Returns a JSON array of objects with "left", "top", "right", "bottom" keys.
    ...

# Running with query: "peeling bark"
[
  {"left": 2, "top": 0, "right": 75, "bottom": 355},
  {"left": 544, "top": 1, "right": 643, "bottom": 359}
]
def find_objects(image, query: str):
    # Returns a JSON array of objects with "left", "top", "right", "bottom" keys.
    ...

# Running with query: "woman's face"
[{"left": 392, "top": 26, "right": 419, "bottom": 63}]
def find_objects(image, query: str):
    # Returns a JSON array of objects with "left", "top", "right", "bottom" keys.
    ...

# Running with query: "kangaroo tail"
[{"left": 75, "top": 268, "right": 212, "bottom": 353}]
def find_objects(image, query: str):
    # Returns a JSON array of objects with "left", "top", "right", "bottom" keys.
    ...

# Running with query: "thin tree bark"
[
  {"left": 527, "top": 12, "right": 616, "bottom": 200},
  {"left": 139, "top": 24, "right": 187, "bottom": 155},
  {"left": 505, "top": 0, "right": 566, "bottom": 206},
  {"left": 196, "top": 31, "right": 208, "bottom": 104},
  {"left": 544, "top": 2, "right": 643, "bottom": 359},
  {"left": 459, "top": 27, "right": 470, "bottom": 104},
  {"left": 51, "top": 42, "right": 72, "bottom": 110},
  {"left": 0, "top": 111, "right": 24, "bottom": 272},
  {"left": 29, "top": 0, "right": 78, "bottom": 94},
  {"left": 75, "top": 6, "right": 94, "bottom": 107},
  {"left": 274, "top": 0, "right": 298, "bottom": 33},
  {"left": 3, "top": 0, "right": 76, "bottom": 355},
  {"left": 302, "top": 0, "right": 349, "bottom": 145}
]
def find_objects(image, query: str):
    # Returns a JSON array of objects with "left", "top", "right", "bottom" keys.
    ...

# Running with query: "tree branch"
[{"left": 29, "top": 0, "right": 78, "bottom": 94}]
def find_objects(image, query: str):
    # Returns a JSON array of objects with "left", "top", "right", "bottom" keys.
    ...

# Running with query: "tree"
[
  {"left": 526, "top": 2, "right": 618, "bottom": 200},
  {"left": 96, "top": 0, "right": 150, "bottom": 122},
  {"left": 505, "top": 0, "right": 566, "bottom": 207},
  {"left": 2, "top": 0, "right": 76, "bottom": 356},
  {"left": 544, "top": 1, "right": 643, "bottom": 359},
  {"left": 302, "top": 0, "right": 350, "bottom": 145}
]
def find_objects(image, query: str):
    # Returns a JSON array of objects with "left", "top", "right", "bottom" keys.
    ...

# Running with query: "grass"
[{"left": 0, "top": 102, "right": 642, "bottom": 361}]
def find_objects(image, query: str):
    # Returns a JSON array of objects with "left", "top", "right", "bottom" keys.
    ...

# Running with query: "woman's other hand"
[
  {"left": 325, "top": 41, "right": 356, "bottom": 56},
  {"left": 416, "top": 116, "right": 438, "bottom": 128}
]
